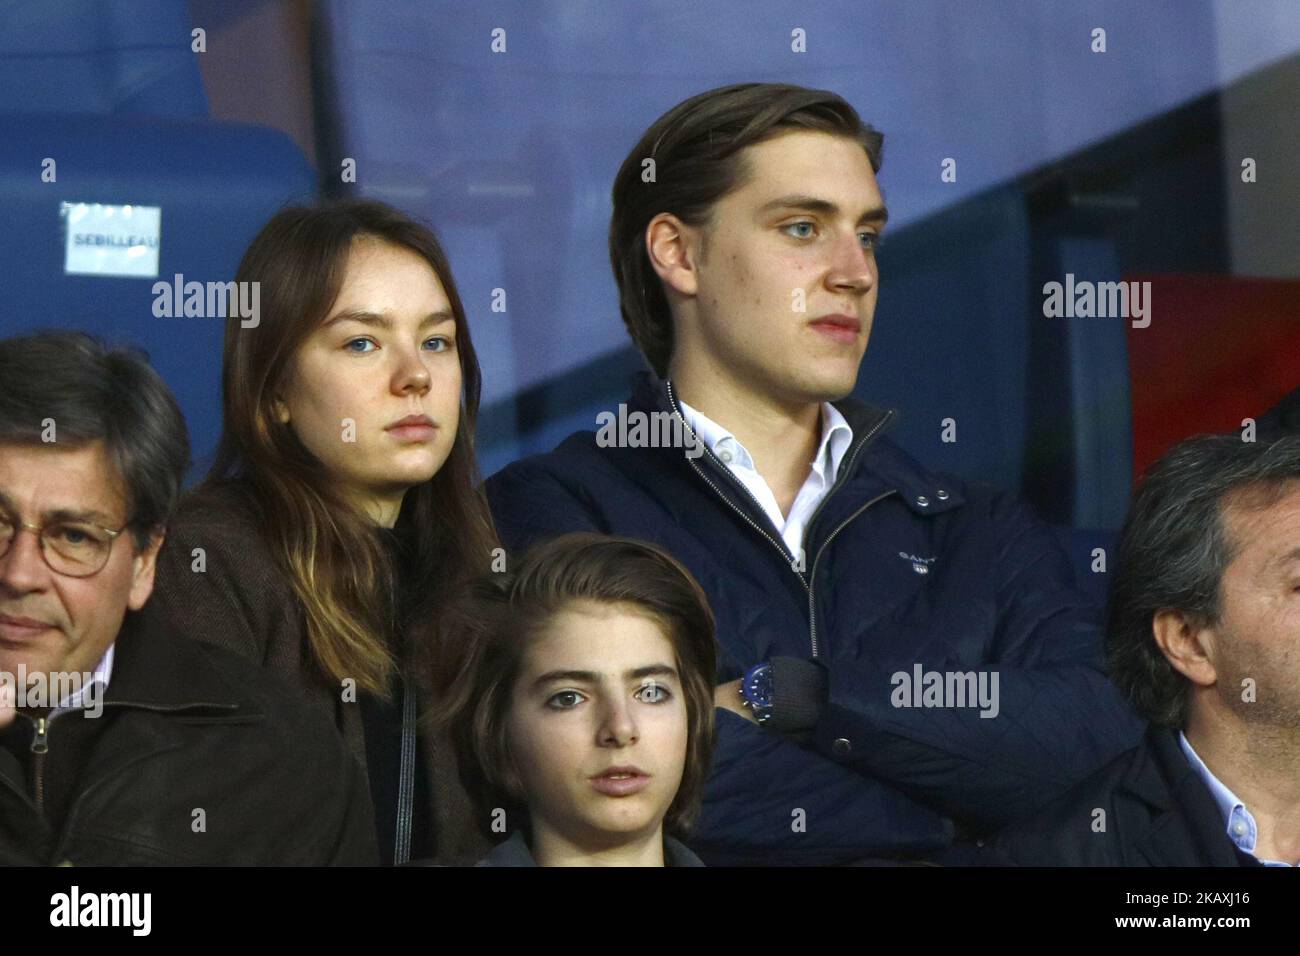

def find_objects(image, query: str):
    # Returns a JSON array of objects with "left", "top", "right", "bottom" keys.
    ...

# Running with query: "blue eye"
[
  {"left": 424, "top": 336, "right": 452, "bottom": 352},
  {"left": 783, "top": 222, "right": 815, "bottom": 239},
  {"left": 547, "top": 690, "right": 585, "bottom": 710},
  {"left": 860, "top": 232, "right": 882, "bottom": 250},
  {"left": 637, "top": 682, "right": 671, "bottom": 704},
  {"left": 344, "top": 338, "right": 377, "bottom": 353}
]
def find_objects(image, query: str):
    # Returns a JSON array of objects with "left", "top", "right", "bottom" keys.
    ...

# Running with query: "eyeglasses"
[{"left": 0, "top": 514, "right": 127, "bottom": 578}]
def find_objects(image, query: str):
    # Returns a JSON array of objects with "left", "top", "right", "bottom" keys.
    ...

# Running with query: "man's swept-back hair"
[
  {"left": 1106, "top": 434, "right": 1300, "bottom": 727},
  {"left": 431, "top": 532, "right": 718, "bottom": 840},
  {"left": 609, "top": 82, "right": 884, "bottom": 377},
  {"left": 0, "top": 330, "right": 189, "bottom": 548}
]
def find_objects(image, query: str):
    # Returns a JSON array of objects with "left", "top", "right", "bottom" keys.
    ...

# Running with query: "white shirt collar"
[
  {"left": 815, "top": 403, "right": 854, "bottom": 484},
  {"left": 52, "top": 643, "right": 114, "bottom": 716},
  {"left": 676, "top": 397, "right": 853, "bottom": 486}
]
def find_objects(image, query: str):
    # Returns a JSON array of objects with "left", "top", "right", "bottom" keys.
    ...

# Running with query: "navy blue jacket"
[
  {"left": 988, "top": 726, "right": 1264, "bottom": 866},
  {"left": 486, "top": 372, "right": 1144, "bottom": 865}
]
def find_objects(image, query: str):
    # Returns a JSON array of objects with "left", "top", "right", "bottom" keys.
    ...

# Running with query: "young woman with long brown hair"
[{"left": 146, "top": 198, "right": 498, "bottom": 865}]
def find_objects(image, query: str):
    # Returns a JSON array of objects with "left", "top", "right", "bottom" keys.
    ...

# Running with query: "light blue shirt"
[{"left": 1179, "top": 731, "right": 1295, "bottom": 867}]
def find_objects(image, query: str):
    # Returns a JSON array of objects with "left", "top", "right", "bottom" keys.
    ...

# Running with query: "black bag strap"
[{"left": 394, "top": 679, "right": 417, "bottom": 865}]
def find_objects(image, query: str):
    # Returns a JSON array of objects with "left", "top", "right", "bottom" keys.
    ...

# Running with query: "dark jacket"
[
  {"left": 988, "top": 726, "right": 1264, "bottom": 866},
  {"left": 0, "top": 608, "right": 377, "bottom": 865},
  {"left": 143, "top": 482, "right": 488, "bottom": 866},
  {"left": 476, "top": 830, "right": 705, "bottom": 867},
  {"left": 486, "top": 372, "right": 1145, "bottom": 865}
]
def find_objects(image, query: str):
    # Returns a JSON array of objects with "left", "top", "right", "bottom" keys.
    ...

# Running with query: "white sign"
[{"left": 62, "top": 202, "right": 161, "bottom": 278}]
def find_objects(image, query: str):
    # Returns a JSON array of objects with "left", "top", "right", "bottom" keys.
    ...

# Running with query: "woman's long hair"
[{"left": 207, "top": 198, "right": 498, "bottom": 696}]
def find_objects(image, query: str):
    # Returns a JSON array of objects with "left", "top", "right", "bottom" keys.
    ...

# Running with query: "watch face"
[{"left": 745, "top": 665, "right": 774, "bottom": 710}]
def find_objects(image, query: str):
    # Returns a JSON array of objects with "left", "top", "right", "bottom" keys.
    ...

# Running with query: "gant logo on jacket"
[{"left": 898, "top": 551, "right": 937, "bottom": 575}]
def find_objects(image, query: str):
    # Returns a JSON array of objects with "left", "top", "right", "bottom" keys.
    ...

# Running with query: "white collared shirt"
[
  {"left": 51, "top": 643, "right": 114, "bottom": 717},
  {"left": 1179, "top": 731, "right": 1294, "bottom": 867},
  {"left": 676, "top": 394, "right": 853, "bottom": 559}
]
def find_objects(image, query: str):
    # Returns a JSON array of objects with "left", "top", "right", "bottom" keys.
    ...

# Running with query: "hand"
[{"left": 714, "top": 678, "right": 758, "bottom": 724}]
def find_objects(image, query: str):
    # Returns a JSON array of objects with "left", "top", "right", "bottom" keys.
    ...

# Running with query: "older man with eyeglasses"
[{"left": 0, "top": 330, "right": 377, "bottom": 865}]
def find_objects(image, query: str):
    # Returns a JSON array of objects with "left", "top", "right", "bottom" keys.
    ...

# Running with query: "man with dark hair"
[
  {"left": 0, "top": 330, "right": 377, "bottom": 865},
  {"left": 488, "top": 82, "right": 1143, "bottom": 864},
  {"left": 992, "top": 434, "right": 1300, "bottom": 866}
]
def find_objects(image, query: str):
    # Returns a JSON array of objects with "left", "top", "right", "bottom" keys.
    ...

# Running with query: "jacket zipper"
[
  {"left": 665, "top": 380, "right": 804, "bottom": 577},
  {"left": 799, "top": 408, "right": 898, "bottom": 659},
  {"left": 800, "top": 407, "right": 894, "bottom": 547},
  {"left": 31, "top": 716, "right": 49, "bottom": 815},
  {"left": 662, "top": 381, "right": 897, "bottom": 659},
  {"left": 807, "top": 490, "right": 896, "bottom": 659}
]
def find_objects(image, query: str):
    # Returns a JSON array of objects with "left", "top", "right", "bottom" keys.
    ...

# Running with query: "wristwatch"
[{"left": 740, "top": 661, "right": 775, "bottom": 725}]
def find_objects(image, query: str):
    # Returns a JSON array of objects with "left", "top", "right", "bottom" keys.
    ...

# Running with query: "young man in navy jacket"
[{"left": 486, "top": 82, "right": 1143, "bottom": 865}]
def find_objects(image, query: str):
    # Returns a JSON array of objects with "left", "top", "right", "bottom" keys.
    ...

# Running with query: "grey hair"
[{"left": 1105, "top": 433, "right": 1300, "bottom": 727}]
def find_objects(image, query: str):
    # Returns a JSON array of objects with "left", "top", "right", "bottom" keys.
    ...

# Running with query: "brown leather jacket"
[
  {"left": 0, "top": 609, "right": 377, "bottom": 865},
  {"left": 144, "top": 481, "right": 488, "bottom": 866}
]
